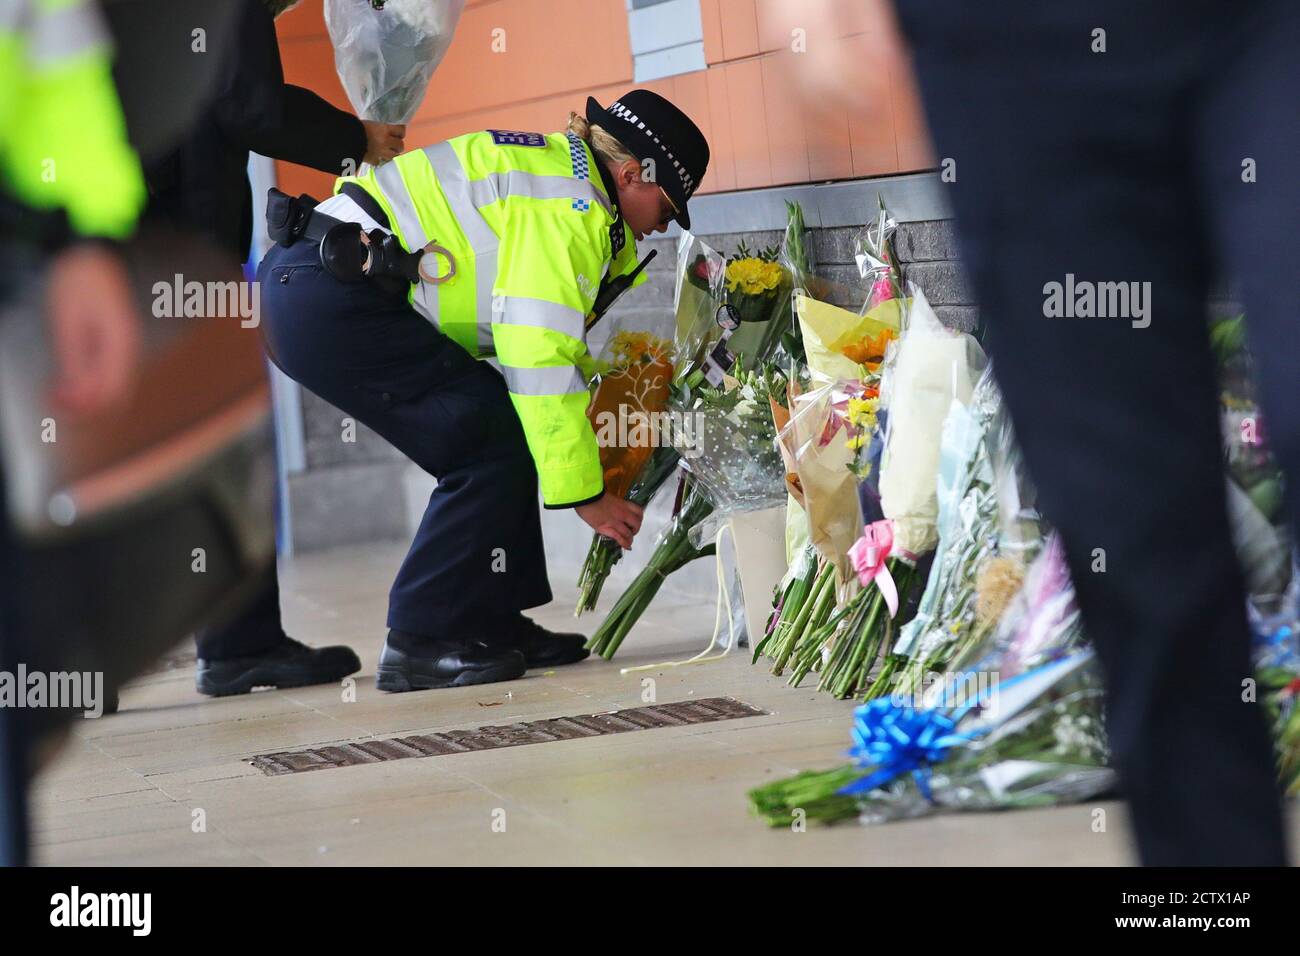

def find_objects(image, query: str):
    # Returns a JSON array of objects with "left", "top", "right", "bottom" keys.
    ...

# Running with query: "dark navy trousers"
[
  {"left": 895, "top": 0, "right": 1296, "bottom": 864},
  {"left": 254, "top": 238, "right": 553, "bottom": 640}
]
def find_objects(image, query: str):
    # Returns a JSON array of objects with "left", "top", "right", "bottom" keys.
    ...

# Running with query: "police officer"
[{"left": 258, "top": 90, "right": 710, "bottom": 691}]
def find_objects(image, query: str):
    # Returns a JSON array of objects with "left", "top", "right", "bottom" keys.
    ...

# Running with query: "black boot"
[
  {"left": 376, "top": 631, "right": 526, "bottom": 692},
  {"left": 485, "top": 613, "right": 591, "bottom": 668},
  {"left": 195, "top": 637, "right": 361, "bottom": 697}
]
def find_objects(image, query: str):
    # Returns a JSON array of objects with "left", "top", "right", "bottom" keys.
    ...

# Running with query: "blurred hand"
[
  {"left": 46, "top": 244, "right": 142, "bottom": 417},
  {"left": 362, "top": 121, "right": 406, "bottom": 165},
  {"left": 576, "top": 493, "right": 644, "bottom": 550}
]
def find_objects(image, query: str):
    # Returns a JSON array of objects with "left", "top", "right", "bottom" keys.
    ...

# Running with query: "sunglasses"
[{"left": 657, "top": 186, "right": 679, "bottom": 228}]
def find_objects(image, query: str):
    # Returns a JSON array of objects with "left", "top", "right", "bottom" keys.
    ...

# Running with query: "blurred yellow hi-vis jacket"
[
  {"left": 0, "top": 0, "right": 144, "bottom": 238},
  {"left": 337, "top": 129, "right": 646, "bottom": 508}
]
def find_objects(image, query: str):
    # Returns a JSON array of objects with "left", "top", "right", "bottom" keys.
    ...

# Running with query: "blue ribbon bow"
[{"left": 837, "top": 699, "right": 975, "bottom": 800}]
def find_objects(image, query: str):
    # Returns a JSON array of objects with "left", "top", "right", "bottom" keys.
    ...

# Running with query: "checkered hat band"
[{"left": 608, "top": 101, "right": 696, "bottom": 198}]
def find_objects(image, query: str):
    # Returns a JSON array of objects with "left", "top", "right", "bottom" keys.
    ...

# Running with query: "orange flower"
[{"left": 840, "top": 328, "right": 895, "bottom": 369}]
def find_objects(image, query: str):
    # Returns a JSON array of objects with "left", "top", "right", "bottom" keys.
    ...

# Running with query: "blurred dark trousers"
[
  {"left": 893, "top": 0, "right": 1297, "bottom": 863},
  {"left": 0, "top": 467, "right": 27, "bottom": 865}
]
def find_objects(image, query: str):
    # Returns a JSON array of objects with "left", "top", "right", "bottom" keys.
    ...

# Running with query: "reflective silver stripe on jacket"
[
  {"left": 493, "top": 296, "right": 585, "bottom": 342},
  {"left": 499, "top": 364, "right": 586, "bottom": 397},
  {"left": 467, "top": 173, "right": 611, "bottom": 215},
  {"left": 423, "top": 142, "right": 499, "bottom": 353},
  {"left": 374, "top": 160, "right": 439, "bottom": 328}
]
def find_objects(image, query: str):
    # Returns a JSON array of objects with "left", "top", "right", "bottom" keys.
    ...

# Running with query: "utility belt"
[{"left": 264, "top": 185, "right": 456, "bottom": 298}]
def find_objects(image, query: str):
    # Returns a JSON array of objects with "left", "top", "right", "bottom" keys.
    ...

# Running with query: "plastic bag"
[{"left": 325, "top": 0, "right": 465, "bottom": 124}]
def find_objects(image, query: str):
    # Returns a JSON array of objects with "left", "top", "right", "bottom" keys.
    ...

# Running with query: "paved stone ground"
[{"left": 28, "top": 542, "right": 1298, "bottom": 866}]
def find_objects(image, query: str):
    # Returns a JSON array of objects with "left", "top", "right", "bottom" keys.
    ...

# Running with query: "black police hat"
[{"left": 586, "top": 89, "right": 709, "bottom": 230}]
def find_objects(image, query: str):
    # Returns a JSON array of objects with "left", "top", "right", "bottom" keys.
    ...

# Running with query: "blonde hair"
[{"left": 567, "top": 112, "right": 638, "bottom": 169}]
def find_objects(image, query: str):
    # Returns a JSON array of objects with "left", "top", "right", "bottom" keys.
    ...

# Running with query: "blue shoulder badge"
[{"left": 488, "top": 129, "right": 547, "bottom": 148}]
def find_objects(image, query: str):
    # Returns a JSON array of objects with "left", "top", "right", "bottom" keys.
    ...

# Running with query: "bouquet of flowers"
[
  {"left": 586, "top": 368, "right": 788, "bottom": 659},
  {"left": 681, "top": 366, "right": 787, "bottom": 520},
  {"left": 757, "top": 378, "right": 877, "bottom": 679},
  {"left": 586, "top": 324, "right": 676, "bottom": 500},
  {"left": 813, "top": 287, "right": 988, "bottom": 699},
  {"left": 870, "top": 367, "right": 1044, "bottom": 700},
  {"left": 574, "top": 242, "right": 720, "bottom": 614},
  {"left": 749, "top": 541, "right": 1111, "bottom": 827},
  {"left": 749, "top": 649, "right": 1113, "bottom": 827},
  {"left": 577, "top": 231, "right": 794, "bottom": 615}
]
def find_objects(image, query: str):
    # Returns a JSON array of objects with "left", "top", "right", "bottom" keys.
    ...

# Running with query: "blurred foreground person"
[
  {"left": 0, "top": 0, "right": 147, "bottom": 865},
  {"left": 893, "top": 0, "right": 1297, "bottom": 863},
  {"left": 143, "top": 0, "right": 406, "bottom": 697}
]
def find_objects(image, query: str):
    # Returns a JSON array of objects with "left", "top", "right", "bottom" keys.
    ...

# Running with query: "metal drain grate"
[{"left": 248, "top": 696, "right": 766, "bottom": 775}]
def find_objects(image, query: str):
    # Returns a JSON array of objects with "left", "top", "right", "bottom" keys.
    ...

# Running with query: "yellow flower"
[
  {"left": 846, "top": 396, "right": 879, "bottom": 430},
  {"left": 725, "top": 257, "right": 784, "bottom": 295},
  {"left": 846, "top": 433, "right": 865, "bottom": 451}
]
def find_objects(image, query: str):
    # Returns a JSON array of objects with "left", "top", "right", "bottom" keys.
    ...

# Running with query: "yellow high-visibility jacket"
[
  {"left": 335, "top": 129, "right": 646, "bottom": 508},
  {"left": 0, "top": 0, "right": 144, "bottom": 238}
]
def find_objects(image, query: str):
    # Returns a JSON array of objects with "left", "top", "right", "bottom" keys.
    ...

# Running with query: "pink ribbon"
[{"left": 848, "top": 520, "right": 901, "bottom": 617}]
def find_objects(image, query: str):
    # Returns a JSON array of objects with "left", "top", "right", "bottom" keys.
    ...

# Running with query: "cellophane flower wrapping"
[
  {"left": 855, "top": 193, "right": 904, "bottom": 316},
  {"left": 682, "top": 370, "right": 788, "bottom": 544},
  {"left": 889, "top": 367, "right": 1045, "bottom": 687},
  {"left": 877, "top": 285, "right": 988, "bottom": 556},
  {"left": 325, "top": 0, "right": 465, "bottom": 124},
  {"left": 779, "top": 377, "right": 870, "bottom": 584},
  {"left": 889, "top": 368, "right": 1002, "bottom": 674},
  {"left": 851, "top": 649, "right": 1115, "bottom": 824},
  {"left": 845, "top": 536, "right": 1109, "bottom": 821},
  {"left": 947, "top": 533, "right": 1086, "bottom": 681},
  {"left": 586, "top": 314, "right": 677, "bottom": 500}
]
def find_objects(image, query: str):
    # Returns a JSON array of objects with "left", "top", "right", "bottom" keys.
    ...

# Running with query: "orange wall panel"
[
  {"left": 703, "top": 67, "right": 738, "bottom": 193},
  {"left": 826, "top": 34, "right": 895, "bottom": 178},
  {"left": 418, "top": 0, "right": 632, "bottom": 122},
  {"left": 723, "top": 59, "right": 772, "bottom": 189},
  {"left": 272, "top": 0, "right": 934, "bottom": 199},
  {"left": 700, "top": 0, "right": 725, "bottom": 64},
  {"left": 717, "top": 0, "right": 760, "bottom": 60},
  {"left": 761, "top": 52, "right": 809, "bottom": 186},
  {"left": 890, "top": 49, "right": 935, "bottom": 172}
]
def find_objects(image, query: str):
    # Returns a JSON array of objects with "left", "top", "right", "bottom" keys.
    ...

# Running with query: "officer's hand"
[
  {"left": 576, "top": 494, "right": 644, "bottom": 550},
  {"left": 46, "top": 243, "right": 142, "bottom": 418},
  {"left": 363, "top": 122, "right": 406, "bottom": 166}
]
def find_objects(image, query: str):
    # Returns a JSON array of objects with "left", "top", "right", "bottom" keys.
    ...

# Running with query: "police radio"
[{"left": 585, "top": 249, "right": 658, "bottom": 331}]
